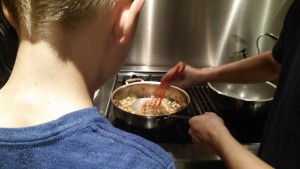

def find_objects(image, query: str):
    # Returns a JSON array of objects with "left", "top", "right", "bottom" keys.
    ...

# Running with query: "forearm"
[
  {"left": 199, "top": 51, "right": 281, "bottom": 84},
  {"left": 213, "top": 130, "right": 274, "bottom": 169}
]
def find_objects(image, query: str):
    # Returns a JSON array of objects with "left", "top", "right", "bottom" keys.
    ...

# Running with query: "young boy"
[{"left": 0, "top": 0, "right": 175, "bottom": 168}]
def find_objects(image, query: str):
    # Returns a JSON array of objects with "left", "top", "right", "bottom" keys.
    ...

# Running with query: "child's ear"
[
  {"left": 2, "top": 3, "right": 16, "bottom": 28},
  {"left": 113, "top": 0, "right": 145, "bottom": 45}
]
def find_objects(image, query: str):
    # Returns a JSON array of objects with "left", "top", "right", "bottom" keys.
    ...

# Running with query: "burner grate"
[{"left": 186, "top": 85, "right": 219, "bottom": 115}]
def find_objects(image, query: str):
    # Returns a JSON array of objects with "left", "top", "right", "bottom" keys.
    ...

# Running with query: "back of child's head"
[{"left": 1, "top": 0, "right": 117, "bottom": 38}]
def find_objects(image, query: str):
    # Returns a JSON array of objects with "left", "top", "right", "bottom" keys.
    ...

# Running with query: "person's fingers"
[
  {"left": 191, "top": 135, "right": 197, "bottom": 142},
  {"left": 161, "top": 61, "right": 185, "bottom": 82}
]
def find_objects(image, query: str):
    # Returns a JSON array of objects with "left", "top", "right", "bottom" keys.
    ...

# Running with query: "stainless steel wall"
[{"left": 125, "top": 0, "right": 292, "bottom": 68}]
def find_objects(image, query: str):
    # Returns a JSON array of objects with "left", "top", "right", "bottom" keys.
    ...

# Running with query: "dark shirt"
[
  {"left": 0, "top": 107, "right": 175, "bottom": 169},
  {"left": 258, "top": 0, "right": 300, "bottom": 168}
]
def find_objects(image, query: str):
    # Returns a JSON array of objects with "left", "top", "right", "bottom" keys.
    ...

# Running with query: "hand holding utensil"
[
  {"left": 130, "top": 62, "right": 186, "bottom": 113},
  {"left": 145, "top": 62, "right": 186, "bottom": 108}
]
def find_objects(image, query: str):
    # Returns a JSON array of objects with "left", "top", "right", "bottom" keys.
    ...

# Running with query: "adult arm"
[
  {"left": 204, "top": 51, "right": 280, "bottom": 83},
  {"left": 188, "top": 113, "right": 274, "bottom": 169},
  {"left": 162, "top": 51, "right": 281, "bottom": 88}
]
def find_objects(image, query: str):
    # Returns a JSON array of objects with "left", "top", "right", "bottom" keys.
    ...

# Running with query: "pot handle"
[
  {"left": 125, "top": 78, "right": 144, "bottom": 84},
  {"left": 164, "top": 114, "right": 193, "bottom": 122}
]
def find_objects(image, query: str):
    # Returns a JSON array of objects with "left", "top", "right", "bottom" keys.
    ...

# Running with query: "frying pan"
[{"left": 111, "top": 80, "right": 190, "bottom": 129}]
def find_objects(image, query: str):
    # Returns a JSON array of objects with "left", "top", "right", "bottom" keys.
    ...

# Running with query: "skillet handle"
[{"left": 165, "top": 114, "right": 193, "bottom": 121}]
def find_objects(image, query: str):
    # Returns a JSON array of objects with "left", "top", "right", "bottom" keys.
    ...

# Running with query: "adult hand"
[
  {"left": 189, "top": 112, "right": 274, "bottom": 169},
  {"left": 188, "top": 112, "right": 230, "bottom": 151},
  {"left": 161, "top": 61, "right": 206, "bottom": 89}
]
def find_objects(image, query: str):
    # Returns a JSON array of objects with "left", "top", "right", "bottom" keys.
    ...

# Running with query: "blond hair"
[{"left": 1, "top": 0, "right": 117, "bottom": 37}]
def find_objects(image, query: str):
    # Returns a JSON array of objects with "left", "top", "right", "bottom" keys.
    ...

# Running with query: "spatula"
[{"left": 131, "top": 62, "right": 186, "bottom": 112}]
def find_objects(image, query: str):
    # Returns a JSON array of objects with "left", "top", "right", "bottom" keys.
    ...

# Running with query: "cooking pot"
[
  {"left": 207, "top": 81, "right": 276, "bottom": 115},
  {"left": 111, "top": 80, "right": 190, "bottom": 129}
]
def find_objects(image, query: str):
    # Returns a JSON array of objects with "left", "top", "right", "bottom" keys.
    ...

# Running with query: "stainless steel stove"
[{"left": 94, "top": 69, "right": 265, "bottom": 169}]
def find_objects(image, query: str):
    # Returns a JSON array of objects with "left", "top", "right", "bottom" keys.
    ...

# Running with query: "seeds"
[{"left": 114, "top": 96, "right": 184, "bottom": 116}]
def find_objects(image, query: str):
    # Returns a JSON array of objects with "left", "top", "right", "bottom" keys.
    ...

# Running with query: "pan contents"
[{"left": 115, "top": 95, "right": 185, "bottom": 116}]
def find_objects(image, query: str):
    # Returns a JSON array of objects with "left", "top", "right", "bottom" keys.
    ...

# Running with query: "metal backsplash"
[{"left": 125, "top": 0, "right": 292, "bottom": 68}]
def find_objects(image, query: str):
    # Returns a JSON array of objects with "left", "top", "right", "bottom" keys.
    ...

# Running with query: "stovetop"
[
  {"left": 93, "top": 70, "right": 264, "bottom": 167},
  {"left": 104, "top": 71, "right": 268, "bottom": 144}
]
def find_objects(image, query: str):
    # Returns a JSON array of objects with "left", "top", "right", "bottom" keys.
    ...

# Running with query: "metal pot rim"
[
  {"left": 207, "top": 81, "right": 276, "bottom": 102},
  {"left": 111, "top": 81, "right": 190, "bottom": 102},
  {"left": 112, "top": 80, "right": 187, "bottom": 92}
]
